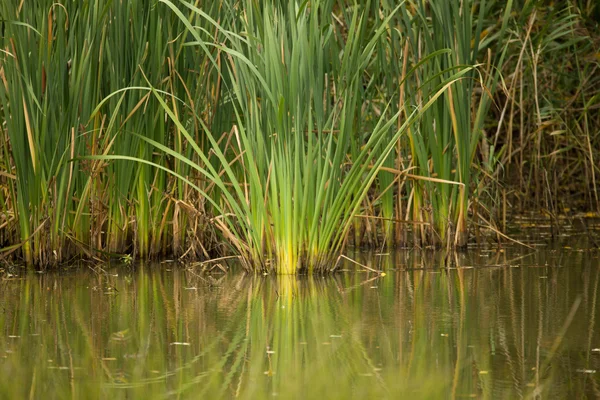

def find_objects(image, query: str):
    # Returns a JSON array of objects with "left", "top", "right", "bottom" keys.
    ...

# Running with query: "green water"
[{"left": 2, "top": 246, "right": 600, "bottom": 399}]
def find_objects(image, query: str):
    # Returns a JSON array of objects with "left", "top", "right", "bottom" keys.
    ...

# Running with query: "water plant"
[
  {"left": 0, "top": 0, "right": 227, "bottom": 265},
  {"left": 0, "top": 0, "right": 108, "bottom": 265},
  {"left": 1, "top": 0, "right": 598, "bottom": 269},
  {"left": 128, "top": 0, "right": 475, "bottom": 273},
  {"left": 381, "top": 0, "right": 515, "bottom": 247}
]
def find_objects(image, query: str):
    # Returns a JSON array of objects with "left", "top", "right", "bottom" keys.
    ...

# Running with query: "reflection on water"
[{"left": 1, "top": 247, "right": 600, "bottom": 399}]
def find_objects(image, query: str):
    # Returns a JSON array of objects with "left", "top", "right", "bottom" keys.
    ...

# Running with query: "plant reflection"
[{"left": 1, "top": 247, "right": 599, "bottom": 398}]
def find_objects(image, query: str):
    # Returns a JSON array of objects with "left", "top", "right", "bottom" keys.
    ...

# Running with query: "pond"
[{"left": 2, "top": 236, "right": 600, "bottom": 398}]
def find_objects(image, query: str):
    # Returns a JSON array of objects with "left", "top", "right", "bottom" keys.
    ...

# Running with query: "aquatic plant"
[
  {"left": 0, "top": 0, "right": 598, "bottom": 269},
  {"left": 382, "top": 0, "right": 514, "bottom": 247},
  {"left": 133, "top": 0, "right": 473, "bottom": 273},
  {"left": 492, "top": 2, "right": 600, "bottom": 215},
  {"left": 0, "top": 0, "right": 226, "bottom": 265}
]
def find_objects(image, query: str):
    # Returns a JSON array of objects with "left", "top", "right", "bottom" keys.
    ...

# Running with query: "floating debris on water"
[
  {"left": 110, "top": 329, "right": 130, "bottom": 342},
  {"left": 576, "top": 369, "right": 596, "bottom": 374}
]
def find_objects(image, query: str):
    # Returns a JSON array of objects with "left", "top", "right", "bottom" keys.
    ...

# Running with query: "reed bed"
[{"left": 0, "top": 0, "right": 598, "bottom": 272}]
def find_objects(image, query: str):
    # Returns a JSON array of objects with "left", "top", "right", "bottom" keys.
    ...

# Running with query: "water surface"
[{"left": 2, "top": 245, "right": 600, "bottom": 399}]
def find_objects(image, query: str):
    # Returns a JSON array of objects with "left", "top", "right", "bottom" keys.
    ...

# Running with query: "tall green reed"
[
  {"left": 141, "top": 0, "right": 470, "bottom": 273},
  {"left": 0, "top": 1, "right": 107, "bottom": 265},
  {"left": 4, "top": 0, "right": 588, "bottom": 270},
  {"left": 0, "top": 1, "right": 228, "bottom": 266},
  {"left": 383, "top": 0, "right": 513, "bottom": 247}
]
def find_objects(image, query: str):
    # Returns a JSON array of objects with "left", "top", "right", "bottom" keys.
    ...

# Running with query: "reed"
[
  {"left": 0, "top": 0, "right": 108, "bottom": 265},
  {"left": 378, "top": 0, "right": 514, "bottom": 247},
  {"left": 0, "top": 0, "right": 598, "bottom": 270},
  {"left": 136, "top": 0, "right": 471, "bottom": 273},
  {"left": 492, "top": 2, "right": 600, "bottom": 215},
  {"left": 0, "top": 1, "right": 227, "bottom": 265}
]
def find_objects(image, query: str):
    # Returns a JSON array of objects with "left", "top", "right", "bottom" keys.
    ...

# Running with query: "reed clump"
[{"left": 0, "top": 0, "right": 598, "bottom": 273}]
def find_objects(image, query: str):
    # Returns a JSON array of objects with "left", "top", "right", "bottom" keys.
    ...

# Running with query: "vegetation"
[{"left": 0, "top": 0, "right": 598, "bottom": 272}]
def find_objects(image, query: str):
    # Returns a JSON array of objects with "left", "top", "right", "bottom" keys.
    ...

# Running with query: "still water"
[{"left": 2, "top": 245, "right": 600, "bottom": 399}]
